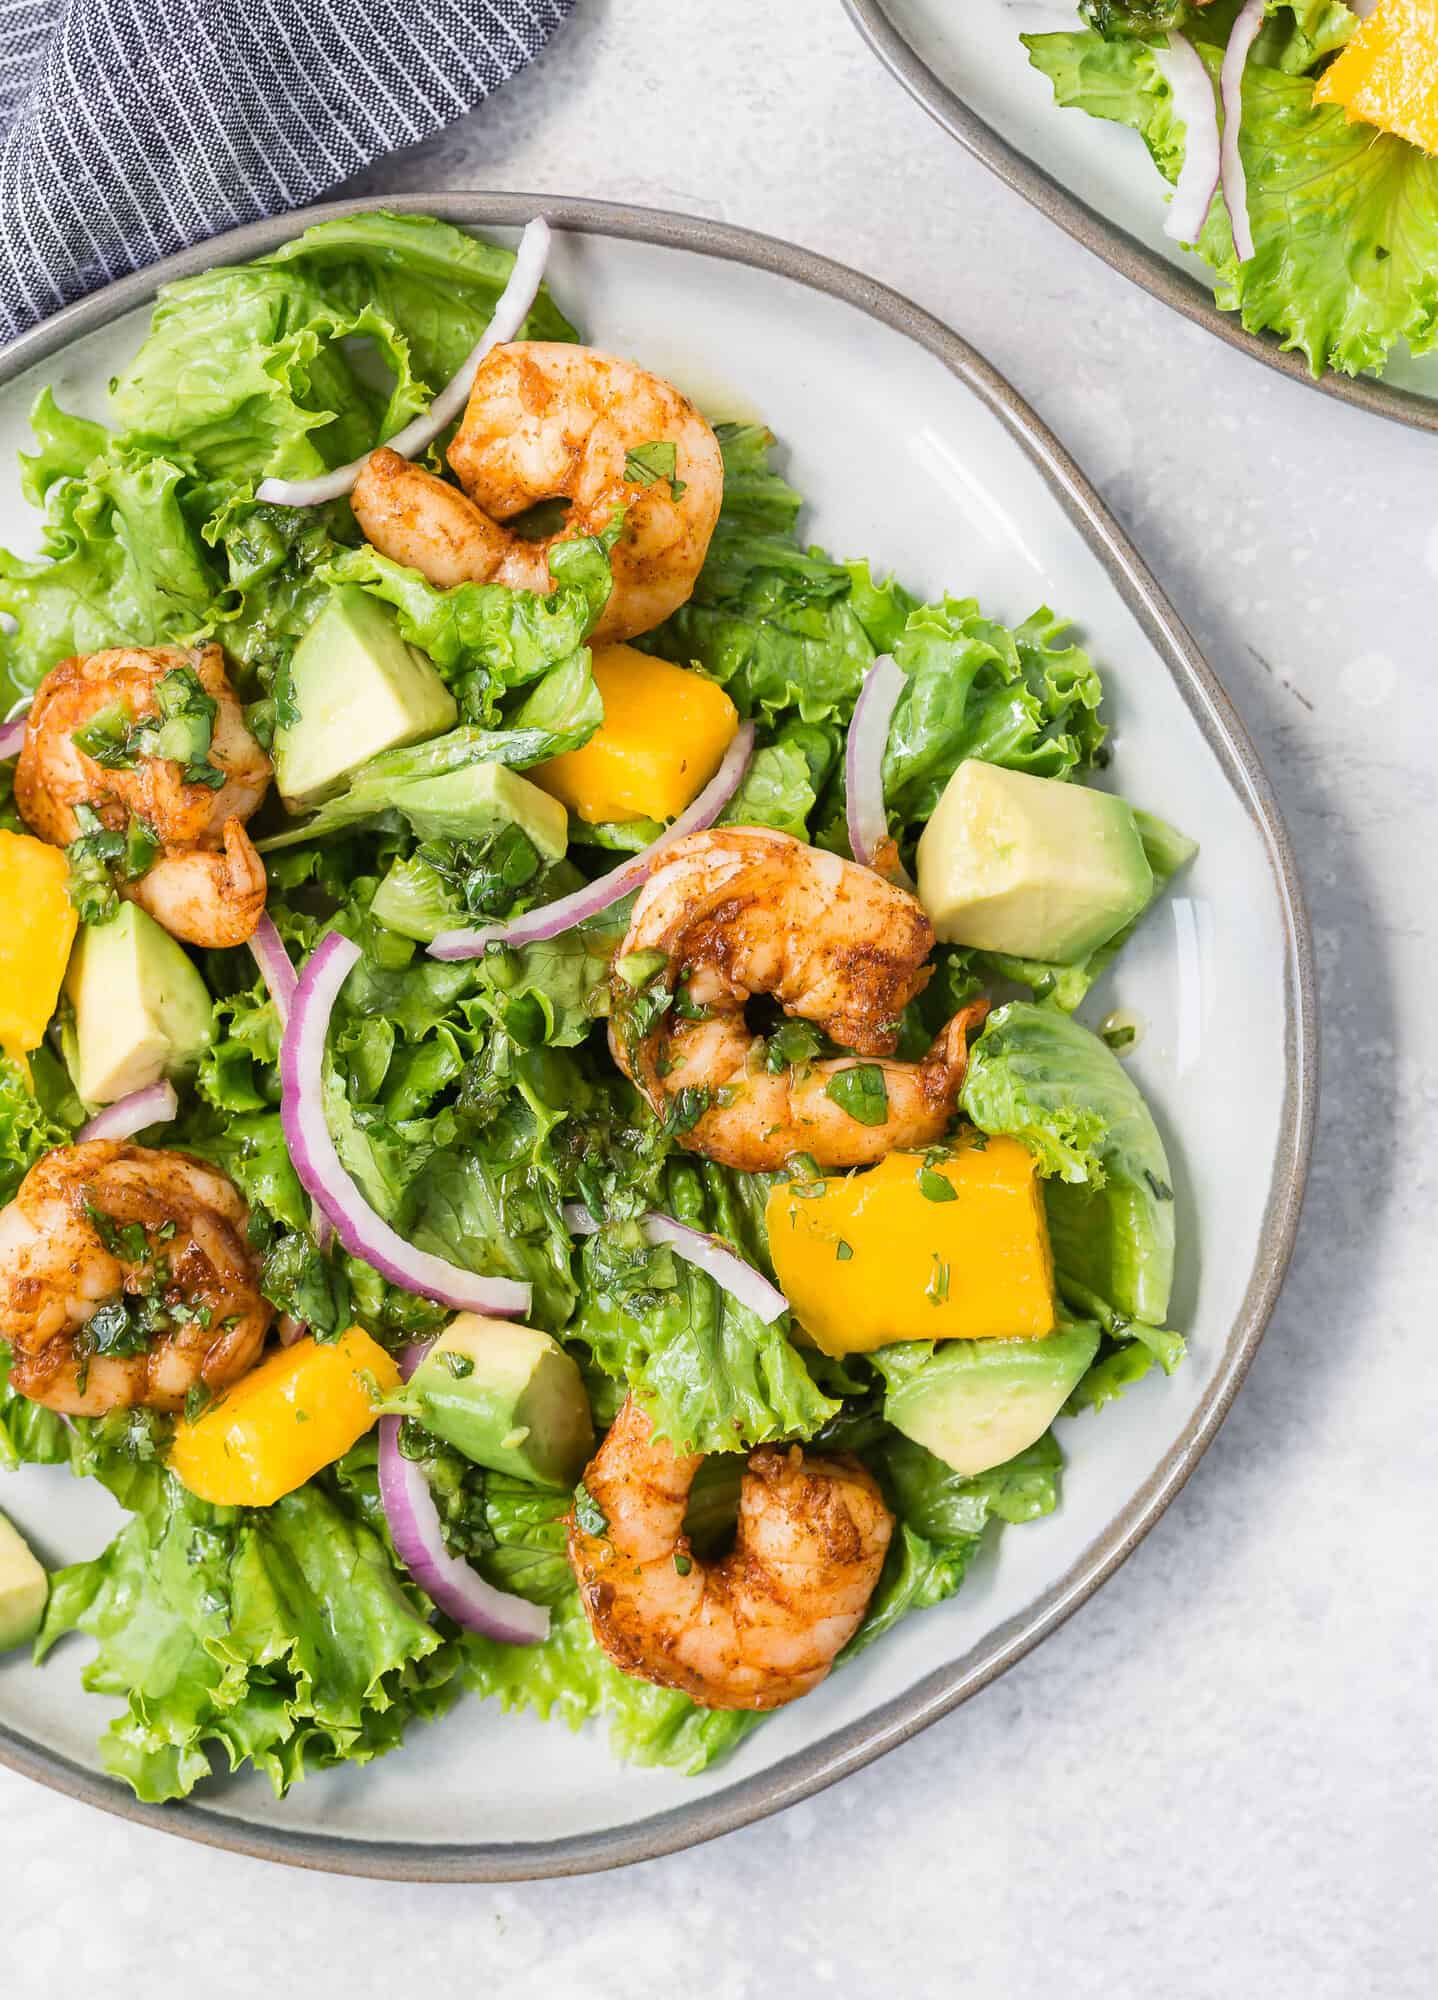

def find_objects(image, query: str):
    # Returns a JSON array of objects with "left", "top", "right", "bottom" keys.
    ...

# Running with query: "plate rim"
[
  {"left": 0, "top": 189, "right": 1318, "bottom": 1881},
  {"left": 842, "top": 0, "right": 1438, "bottom": 436}
]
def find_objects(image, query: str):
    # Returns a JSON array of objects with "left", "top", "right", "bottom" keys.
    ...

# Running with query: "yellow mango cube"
[
  {"left": 766, "top": 1137, "right": 1057, "bottom": 1355},
  {"left": 168, "top": 1326, "right": 401, "bottom": 1508},
  {"left": 533, "top": 644, "right": 739, "bottom": 825},
  {"left": 0, "top": 830, "right": 77, "bottom": 1060},
  {"left": 1313, "top": 0, "right": 1438, "bottom": 155}
]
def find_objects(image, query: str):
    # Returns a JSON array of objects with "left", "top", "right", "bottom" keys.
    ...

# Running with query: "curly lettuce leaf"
[
  {"left": 0, "top": 1046, "right": 81, "bottom": 1207},
  {"left": 881, "top": 600, "right": 1105, "bottom": 832},
  {"left": 645, "top": 424, "right": 878, "bottom": 725},
  {"left": 34, "top": 1457, "right": 458, "bottom": 1803},
  {"left": 323, "top": 529, "right": 614, "bottom": 723},
  {"left": 112, "top": 214, "right": 575, "bottom": 490},
  {"left": 0, "top": 393, "right": 219, "bottom": 704},
  {"left": 571, "top": 1159, "right": 837, "bottom": 1453},
  {"left": 1025, "top": 27, "right": 1438, "bottom": 378},
  {"left": 259, "top": 210, "right": 576, "bottom": 389}
]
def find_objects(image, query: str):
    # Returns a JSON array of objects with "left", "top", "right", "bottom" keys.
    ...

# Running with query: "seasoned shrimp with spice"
[
  {"left": 0, "top": 1140, "right": 271, "bottom": 1415},
  {"left": 568, "top": 1394, "right": 893, "bottom": 1711},
  {"left": 351, "top": 343, "right": 724, "bottom": 642},
  {"left": 15, "top": 644, "right": 271, "bottom": 948},
  {"left": 609, "top": 825, "right": 988, "bottom": 1171}
]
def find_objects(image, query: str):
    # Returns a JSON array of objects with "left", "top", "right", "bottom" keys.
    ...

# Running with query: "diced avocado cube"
[
  {"left": 0, "top": 1511, "right": 48, "bottom": 1653},
  {"left": 409, "top": 1315, "right": 594, "bottom": 1490},
  {"left": 882, "top": 1323, "right": 1101, "bottom": 1477},
  {"left": 64, "top": 902, "right": 213, "bottom": 1106},
  {"left": 916, "top": 761, "right": 1153, "bottom": 965},
  {"left": 391, "top": 761, "right": 570, "bottom": 852},
  {"left": 274, "top": 586, "right": 458, "bottom": 808}
]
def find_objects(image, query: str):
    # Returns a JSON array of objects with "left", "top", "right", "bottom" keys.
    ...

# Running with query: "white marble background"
[{"left": 3, "top": 3, "right": 1434, "bottom": 1994}]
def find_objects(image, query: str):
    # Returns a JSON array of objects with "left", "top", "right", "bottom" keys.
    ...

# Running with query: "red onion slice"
[
  {"left": 1159, "top": 33, "right": 1222, "bottom": 245},
  {"left": 77, "top": 1079, "right": 178, "bottom": 1141},
  {"left": 280, "top": 930, "right": 531, "bottom": 1315},
  {"left": 428, "top": 721, "right": 755, "bottom": 962},
  {"left": 845, "top": 654, "right": 912, "bottom": 880},
  {"left": 378, "top": 1413, "right": 550, "bottom": 1644},
  {"left": 0, "top": 709, "right": 28, "bottom": 761},
  {"left": 249, "top": 911, "right": 333, "bottom": 1250},
  {"left": 255, "top": 218, "right": 552, "bottom": 509},
  {"left": 1220, "top": 0, "right": 1265, "bottom": 264},
  {"left": 564, "top": 1201, "right": 789, "bottom": 1325},
  {"left": 248, "top": 910, "right": 298, "bottom": 1024}
]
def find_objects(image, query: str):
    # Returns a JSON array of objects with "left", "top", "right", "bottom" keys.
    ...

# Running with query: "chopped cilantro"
[
  {"left": 623, "top": 439, "right": 687, "bottom": 499},
  {"left": 917, "top": 1165, "right": 957, "bottom": 1203},
  {"left": 573, "top": 1480, "right": 609, "bottom": 1538},
  {"left": 824, "top": 1063, "right": 890, "bottom": 1127}
]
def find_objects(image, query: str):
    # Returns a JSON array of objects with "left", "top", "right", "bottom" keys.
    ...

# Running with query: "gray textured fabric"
[{"left": 0, "top": 0, "right": 575, "bottom": 343}]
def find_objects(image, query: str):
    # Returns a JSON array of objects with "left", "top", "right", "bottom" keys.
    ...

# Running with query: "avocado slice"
[
  {"left": 409, "top": 1315, "right": 594, "bottom": 1489},
  {"left": 274, "top": 585, "right": 458, "bottom": 808},
  {"left": 0, "top": 1511, "right": 48, "bottom": 1653},
  {"left": 390, "top": 761, "right": 570, "bottom": 851},
  {"left": 64, "top": 902, "right": 213, "bottom": 1106},
  {"left": 880, "top": 1323, "right": 1101, "bottom": 1477},
  {"left": 916, "top": 760, "right": 1153, "bottom": 964}
]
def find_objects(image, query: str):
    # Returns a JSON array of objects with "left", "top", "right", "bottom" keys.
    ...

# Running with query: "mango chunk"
[
  {"left": 766, "top": 1137, "right": 1057, "bottom": 1355},
  {"left": 0, "top": 830, "right": 78, "bottom": 1060},
  {"left": 533, "top": 644, "right": 739, "bottom": 825},
  {"left": 169, "top": 1327, "right": 400, "bottom": 1507},
  {"left": 1313, "top": 0, "right": 1438, "bottom": 155}
]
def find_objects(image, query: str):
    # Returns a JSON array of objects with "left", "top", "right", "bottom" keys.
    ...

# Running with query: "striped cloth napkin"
[{"left": 0, "top": 0, "right": 575, "bottom": 345}]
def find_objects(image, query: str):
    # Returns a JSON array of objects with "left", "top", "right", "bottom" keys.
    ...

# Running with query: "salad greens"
[
  {"left": 1027, "top": 2, "right": 1438, "bottom": 379},
  {"left": 0, "top": 210, "right": 1194, "bottom": 1806}
]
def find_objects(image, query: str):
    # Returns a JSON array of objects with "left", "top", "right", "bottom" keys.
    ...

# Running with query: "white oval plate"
[
  {"left": 845, "top": 0, "right": 1438, "bottom": 432},
  {"left": 0, "top": 195, "right": 1316, "bottom": 1879}
]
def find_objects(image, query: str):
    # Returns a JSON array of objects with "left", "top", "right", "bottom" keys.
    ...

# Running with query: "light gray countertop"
[{"left": 4, "top": 3, "right": 1434, "bottom": 1993}]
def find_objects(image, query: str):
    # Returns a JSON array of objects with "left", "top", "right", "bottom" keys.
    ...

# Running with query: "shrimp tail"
[
  {"left": 920, "top": 998, "right": 991, "bottom": 1112},
  {"left": 131, "top": 817, "right": 267, "bottom": 948}
]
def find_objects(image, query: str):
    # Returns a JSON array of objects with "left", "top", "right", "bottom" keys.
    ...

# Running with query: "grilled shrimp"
[
  {"left": 0, "top": 1141, "right": 271, "bottom": 1415},
  {"left": 15, "top": 644, "right": 271, "bottom": 948},
  {"left": 568, "top": 1395, "right": 893, "bottom": 1710},
  {"left": 351, "top": 343, "right": 724, "bottom": 642},
  {"left": 610, "top": 826, "right": 987, "bottom": 1171}
]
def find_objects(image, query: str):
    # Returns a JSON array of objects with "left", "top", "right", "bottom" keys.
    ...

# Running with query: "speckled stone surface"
[{"left": 3, "top": 4, "right": 1435, "bottom": 1993}]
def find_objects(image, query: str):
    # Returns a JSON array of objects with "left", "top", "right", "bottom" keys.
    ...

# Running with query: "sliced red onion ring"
[
  {"left": 248, "top": 910, "right": 298, "bottom": 1024},
  {"left": 77, "top": 1079, "right": 178, "bottom": 1141},
  {"left": 248, "top": 911, "right": 333, "bottom": 1249},
  {"left": 564, "top": 1202, "right": 789, "bottom": 1325},
  {"left": 845, "top": 654, "right": 911, "bottom": 878},
  {"left": 280, "top": 930, "right": 531, "bottom": 1315},
  {"left": 0, "top": 709, "right": 28, "bottom": 761},
  {"left": 428, "top": 721, "right": 755, "bottom": 962},
  {"left": 378, "top": 1412, "right": 550, "bottom": 1644},
  {"left": 1220, "top": 0, "right": 1265, "bottom": 264},
  {"left": 255, "top": 219, "right": 552, "bottom": 509},
  {"left": 1159, "top": 33, "right": 1221, "bottom": 245}
]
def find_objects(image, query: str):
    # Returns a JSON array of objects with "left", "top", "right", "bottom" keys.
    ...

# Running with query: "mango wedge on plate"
[
  {"left": 1313, "top": 0, "right": 1438, "bottom": 155},
  {"left": 0, "top": 830, "right": 77, "bottom": 1064}
]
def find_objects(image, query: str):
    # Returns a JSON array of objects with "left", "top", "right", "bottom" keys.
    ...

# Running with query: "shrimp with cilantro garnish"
[
  {"left": 15, "top": 644, "right": 271, "bottom": 948},
  {"left": 352, "top": 343, "right": 724, "bottom": 642},
  {"left": 0, "top": 1141, "right": 271, "bottom": 1415},
  {"left": 610, "top": 825, "right": 988, "bottom": 1171}
]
